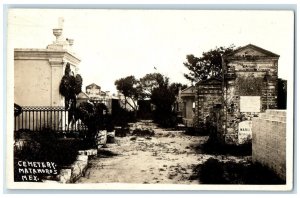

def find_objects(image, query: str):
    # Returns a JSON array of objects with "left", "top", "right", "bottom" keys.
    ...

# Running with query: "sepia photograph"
[{"left": 6, "top": 8, "right": 294, "bottom": 191}]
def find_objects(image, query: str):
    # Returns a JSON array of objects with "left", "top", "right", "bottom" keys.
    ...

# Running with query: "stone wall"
[
  {"left": 194, "top": 78, "right": 222, "bottom": 129},
  {"left": 252, "top": 109, "right": 286, "bottom": 181}
]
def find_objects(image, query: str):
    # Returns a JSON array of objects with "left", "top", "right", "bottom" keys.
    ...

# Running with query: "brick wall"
[{"left": 252, "top": 109, "right": 286, "bottom": 180}]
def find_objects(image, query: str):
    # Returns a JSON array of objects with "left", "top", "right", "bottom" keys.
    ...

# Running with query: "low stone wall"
[
  {"left": 252, "top": 109, "right": 286, "bottom": 181},
  {"left": 43, "top": 149, "right": 97, "bottom": 184}
]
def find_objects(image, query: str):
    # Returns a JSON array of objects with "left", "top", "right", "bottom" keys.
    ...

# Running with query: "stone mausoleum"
[
  {"left": 222, "top": 44, "right": 279, "bottom": 144},
  {"left": 193, "top": 44, "right": 281, "bottom": 144},
  {"left": 194, "top": 78, "right": 223, "bottom": 129},
  {"left": 14, "top": 18, "right": 80, "bottom": 107},
  {"left": 14, "top": 18, "right": 81, "bottom": 132}
]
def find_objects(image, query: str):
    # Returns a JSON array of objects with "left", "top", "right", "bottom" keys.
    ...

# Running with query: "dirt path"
[{"left": 76, "top": 123, "right": 245, "bottom": 184}]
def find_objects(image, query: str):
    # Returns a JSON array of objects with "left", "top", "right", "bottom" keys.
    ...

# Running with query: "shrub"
[
  {"left": 74, "top": 102, "right": 115, "bottom": 147},
  {"left": 14, "top": 128, "right": 88, "bottom": 182},
  {"left": 152, "top": 110, "right": 177, "bottom": 128},
  {"left": 111, "top": 106, "right": 136, "bottom": 126},
  {"left": 14, "top": 128, "right": 87, "bottom": 165}
]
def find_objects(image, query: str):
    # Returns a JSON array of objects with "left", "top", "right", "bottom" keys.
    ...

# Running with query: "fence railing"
[{"left": 14, "top": 106, "right": 88, "bottom": 133}]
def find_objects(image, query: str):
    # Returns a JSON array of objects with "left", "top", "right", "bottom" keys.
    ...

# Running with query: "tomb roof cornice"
[
  {"left": 224, "top": 44, "right": 280, "bottom": 59},
  {"left": 14, "top": 48, "right": 81, "bottom": 65}
]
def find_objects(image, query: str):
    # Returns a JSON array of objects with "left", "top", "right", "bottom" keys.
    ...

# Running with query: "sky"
[{"left": 8, "top": 9, "right": 294, "bottom": 94}]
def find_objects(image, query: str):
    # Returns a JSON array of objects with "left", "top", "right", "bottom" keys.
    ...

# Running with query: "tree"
[
  {"left": 59, "top": 63, "right": 83, "bottom": 110},
  {"left": 151, "top": 82, "right": 177, "bottom": 127},
  {"left": 114, "top": 75, "right": 140, "bottom": 112},
  {"left": 151, "top": 85, "right": 176, "bottom": 113},
  {"left": 139, "top": 73, "right": 168, "bottom": 98},
  {"left": 183, "top": 45, "right": 235, "bottom": 83},
  {"left": 114, "top": 73, "right": 187, "bottom": 127},
  {"left": 146, "top": 75, "right": 182, "bottom": 127},
  {"left": 169, "top": 83, "right": 188, "bottom": 96}
]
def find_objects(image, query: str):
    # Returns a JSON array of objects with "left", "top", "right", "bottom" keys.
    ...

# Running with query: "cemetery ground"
[{"left": 76, "top": 121, "right": 284, "bottom": 185}]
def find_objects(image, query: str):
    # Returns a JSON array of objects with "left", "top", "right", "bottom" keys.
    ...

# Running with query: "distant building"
[
  {"left": 85, "top": 83, "right": 112, "bottom": 112},
  {"left": 76, "top": 92, "right": 90, "bottom": 106},
  {"left": 86, "top": 83, "right": 109, "bottom": 102},
  {"left": 86, "top": 83, "right": 101, "bottom": 98}
]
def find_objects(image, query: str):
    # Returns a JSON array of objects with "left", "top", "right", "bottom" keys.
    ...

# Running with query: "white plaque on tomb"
[
  {"left": 238, "top": 121, "right": 252, "bottom": 144},
  {"left": 240, "top": 96, "right": 261, "bottom": 112}
]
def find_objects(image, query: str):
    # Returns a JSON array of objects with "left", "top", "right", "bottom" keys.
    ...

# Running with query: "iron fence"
[{"left": 14, "top": 106, "right": 88, "bottom": 133}]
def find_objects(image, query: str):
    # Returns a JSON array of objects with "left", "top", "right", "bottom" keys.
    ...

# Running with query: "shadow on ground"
[
  {"left": 190, "top": 136, "right": 252, "bottom": 156},
  {"left": 97, "top": 149, "right": 118, "bottom": 158},
  {"left": 184, "top": 127, "right": 210, "bottom": 137},
  {"left": 190, "top": 158, "right": 285, "bottom": 184}
]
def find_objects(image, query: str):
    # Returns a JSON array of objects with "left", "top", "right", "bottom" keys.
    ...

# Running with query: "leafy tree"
[
  {"left": 59, "top": 63, "right": 83, "bottom": 110},
  {"left": 151, "top": 84, "right": 176, "bottom": 113},
  {"left": 114, "top": 75, "right": 140, "bottom": 112},
  {"left": 151, "top": 86, "right": 177, "bottom": 127},
  {"left": 150, "top": 76, "right": 179, "bottom": 127},
  {"left": 139, "top": 73, "right": 168, "bottom": 98},
  {"left": 183, "top": 45, "right": 235, "bottom": 83},
  {"left": 114, "top": 73, "right": 187, "bottom": 127},
  {"left": 169, "top": 83, "right": 188, "bottom": 96}
]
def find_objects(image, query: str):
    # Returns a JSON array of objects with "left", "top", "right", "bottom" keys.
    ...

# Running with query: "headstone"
[{"left": 238, "top": 120, "right": 252, "bottom": 144}]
